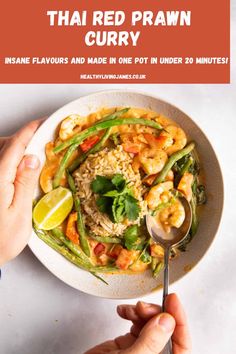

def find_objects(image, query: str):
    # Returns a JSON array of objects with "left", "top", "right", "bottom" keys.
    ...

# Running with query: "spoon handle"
[
  {"left": 162, "top": 247, "right": 173, "bottom": 354},
  {"left": 162, "top": 246, "right": 170, "bottom": 311}
]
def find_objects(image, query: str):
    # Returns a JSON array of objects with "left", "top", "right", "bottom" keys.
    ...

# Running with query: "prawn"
[
  {"left": 40, "top": 142, "right": 61, "bottom": 193},
  {"left": 146, "top": 181, "right": 173, "bottom": 210},
  {"left": 177, "top": 172, "right": 194, "bottom": 201},
  {"left": 121, "top": 133, "right": 148, "bottom": 154},
  {"left": 142, "top": 169, "right": 174, "bottom": 186},
  {"left": 139, "top": 147, "right": 168, "bottom": 175},
  {"left": 160, "top": 125, "right": 187, "bottom": 155},
  {"left": 159, "top": 199, "right": 185, "bottom": 233},
  {"left": 59, "top": 114, "right": 82, "bottom": 141}
]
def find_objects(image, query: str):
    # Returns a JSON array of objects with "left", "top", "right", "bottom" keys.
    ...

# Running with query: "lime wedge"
[{"left": 33, "top": 187, "right": 73, "bottom": 230}]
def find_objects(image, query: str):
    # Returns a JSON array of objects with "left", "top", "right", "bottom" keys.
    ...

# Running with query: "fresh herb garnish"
[
  {"left": 91, "top": 175, "right": 114, "bottom": 194},
  {"left": 91, "top": 174, "right": 140, "bottom": 223},
  {"left": 123, "top": 225, "right": 144, "bottom": 250}
]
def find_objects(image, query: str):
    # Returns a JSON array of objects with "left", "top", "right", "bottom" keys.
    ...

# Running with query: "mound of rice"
[{"left": 74, "top": 145, "right": 147, "bottom": 237}]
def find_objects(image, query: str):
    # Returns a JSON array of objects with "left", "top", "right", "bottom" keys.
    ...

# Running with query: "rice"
[{"left": 74, "top": 145, "right": 147, "bottom": 237}]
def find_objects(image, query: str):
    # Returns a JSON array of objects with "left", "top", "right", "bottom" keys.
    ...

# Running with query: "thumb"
[
  {"left": 127, "top": 313, "right": 175, "bottom": 354},
  {"left": 13, "top": 154, "right": 40, "bottom": 207}
]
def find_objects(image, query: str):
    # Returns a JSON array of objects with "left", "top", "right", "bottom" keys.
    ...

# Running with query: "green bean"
[
  {"left": 153, "top": 142, "right": 195, "bottom": 186},
  {"left": 54, "top": 118, "right": 163, "bottom": 153},
  {"left": 33, "top": 226, "right": 117, "bottom": 273},
  {"left": 68, "top": 128, "right": 112, "bottom": 173},
  {"left": 89, "top": 233, "right": 122, "bottom": 244},
  {"left": 90, "top": 272, "right": 109, "bottom": 285},
  {"left": 51, "top": 228, "right": 92, "bottom": 265},
  {"left": 66, "top": 171, "right": 91, "bottom": 257},
  {"left": 94, "top": 107, "right": 130, "bottom": 124},
  {"left": 153, "top": 261, "right": 164, "bottom": 278},
  {"left": 151, "top": 258, "right": 164, "bottom": 278},
  {"left": 53, "top": 143, "right": 78, "bottom": 188}
]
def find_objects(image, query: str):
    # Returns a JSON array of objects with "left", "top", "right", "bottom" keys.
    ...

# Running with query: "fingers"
[
  {"left": 117, "top": 302, "right": 162, "bottom": 338},
  {"left": 115, "top": 333, "right": 137, "bottom": 350},
  {"left": 84, "top": 340, "right": 118, "bottom": 354},
  {"left": 126, "top": 313, "right": 175, "bottom": 354},
  {"left": 11, "top": 154, "right": 40, "bottom": 209},
  {"left": 117, "top": 304, "right": 140, "bottom": 322},
  {"left": 0, "top": 119, "right": 43, "bottom": 186},
  {"left": 165, "top": 294, "right": 192, "bottom": 353},
  {"left": 117, "top": 302, "right": 161, "bottom": 323},
  {"left": 84, "top": 334, "right": 136, "bottom": 353},
  {"left": 0, "top": 137, "right": 9, "bottom": 150},
  {"left": 136, "top": 301, "right": 162, "bottom": 320}
]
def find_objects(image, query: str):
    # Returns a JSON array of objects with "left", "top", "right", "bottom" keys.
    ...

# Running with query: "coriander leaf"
[
  {"left": 96, "top": 196, "right": 111, "bottom": 213},
  {"left": 113, "top": 204, "right": 125, "bottom": 223},
  {"left": 111, "top": 174, "right": 126, "bottom": 191},
  {"left": 124, "top": 225, "right": 139, "bottom": 239},
  {"left": 103, "top": 190, "right": 121, "bottom": 197},
  {"left": 112, "top": 196, "right": 125, "bottom": 223},
  {"left": 91, "top": 175, "right": 114, "bottom": 194},
  {"left": 124, "top": 195, "right": 140, "bottom": 221},
  {"left": 124, "top": 225, "right": 139, "bottom": 250}
]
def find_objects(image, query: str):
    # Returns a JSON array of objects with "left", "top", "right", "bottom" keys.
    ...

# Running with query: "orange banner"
[{"left": 0, "top": 0, "right": 230, "bottom": 83}]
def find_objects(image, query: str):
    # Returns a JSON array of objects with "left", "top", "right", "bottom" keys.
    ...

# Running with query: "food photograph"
[
  {"left": 1, "top": 86, "right": 235, "bottom": 354},
  {"left": 0, "top": 2, "right": 234, "bottom": 353}
]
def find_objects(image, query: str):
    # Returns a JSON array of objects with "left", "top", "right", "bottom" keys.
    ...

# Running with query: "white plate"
[{"left": 26, "top": 90, "right": 224, "bottom": 299}]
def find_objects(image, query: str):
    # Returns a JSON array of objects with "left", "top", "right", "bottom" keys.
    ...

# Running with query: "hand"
[
  {"left": 85, "top": 293, "right": 191, "bottom": 354},
  {"left": 0, "top": 120, "right": 43, "bottom": 266}
]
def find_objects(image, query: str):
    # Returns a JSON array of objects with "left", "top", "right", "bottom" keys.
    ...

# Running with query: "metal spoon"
[{"left": 146, "top": 195, "right": 192, "bottom": 354}]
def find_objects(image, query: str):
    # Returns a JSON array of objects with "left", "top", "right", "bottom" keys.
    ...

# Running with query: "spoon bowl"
[{"left": 146, "top": 195, "right": 192, "bottom": 248}]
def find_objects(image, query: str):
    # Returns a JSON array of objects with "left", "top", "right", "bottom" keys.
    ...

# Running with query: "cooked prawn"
[
  {"left": 59, "top": 114, "right": 82, "bottom": 141},
  {"left": 159, "top": 199, "right": 185, "bottom": 233},
  {"left": 160, "top": 125, "right": 187, "bottom": 155},
  {"left": 143, "top": 133, "right": 172, "bottom": 150},
  {"left": 40, "top": 142, "right": 60, "bottom": 193},
  {"left": 146, "top": 181, "right": 174, "bottom": 210},
  {"left": 177, "top": 172, "right": 194, "bottom": 201},
  {"left": 142, "top": 169, "right": 174, "bottom": 186},
  {"left": 139, "top": 148, "right": 168, "bottom": 175}
]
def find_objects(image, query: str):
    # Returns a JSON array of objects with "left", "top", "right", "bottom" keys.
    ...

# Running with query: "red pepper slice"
[
  {"left": 80, "top": 135, "right": 100, "bottom": 153},
  {"left": 94, "top": 243, "right": 106, "bottom": 256}
]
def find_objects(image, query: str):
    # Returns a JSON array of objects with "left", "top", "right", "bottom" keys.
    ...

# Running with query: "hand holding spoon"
[{"left": 146, "top": 195, "right": 192, "bottom": 354}]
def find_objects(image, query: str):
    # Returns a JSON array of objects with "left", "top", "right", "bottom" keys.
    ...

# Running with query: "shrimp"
[
  {"left": 139, "top": 147, "right": 168, "bottom": 175},
  {"left": 132, "top": 155, "right": 141, "bottom": 173},
  {"left": 142, "top": 169, "right": 174, "bottom": 186},
  {"left": 40, "top": 142, "right": 61, "bottom": 193},
  {"left": 146, "top": 181, "right": 174, "bottom": 210},
  {"left": 160, "top": 125, "right": 187, "bottom": 155},
  {"left": 59, "top": 114, "right": 82, "bottom": 141},
  {"left": 177, "top": 172, "right": 194, "bottom": 201},
  {"left": 159, "top": 199, "right": 185, "bottom": 233}
]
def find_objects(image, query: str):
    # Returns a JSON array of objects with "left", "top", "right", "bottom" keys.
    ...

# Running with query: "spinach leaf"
[
  {"left": 196, "top": 185, "right": 207, "bottom": 205},
  {"left": 140, "top": 249, "right": 152, "bottom": 263}
]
